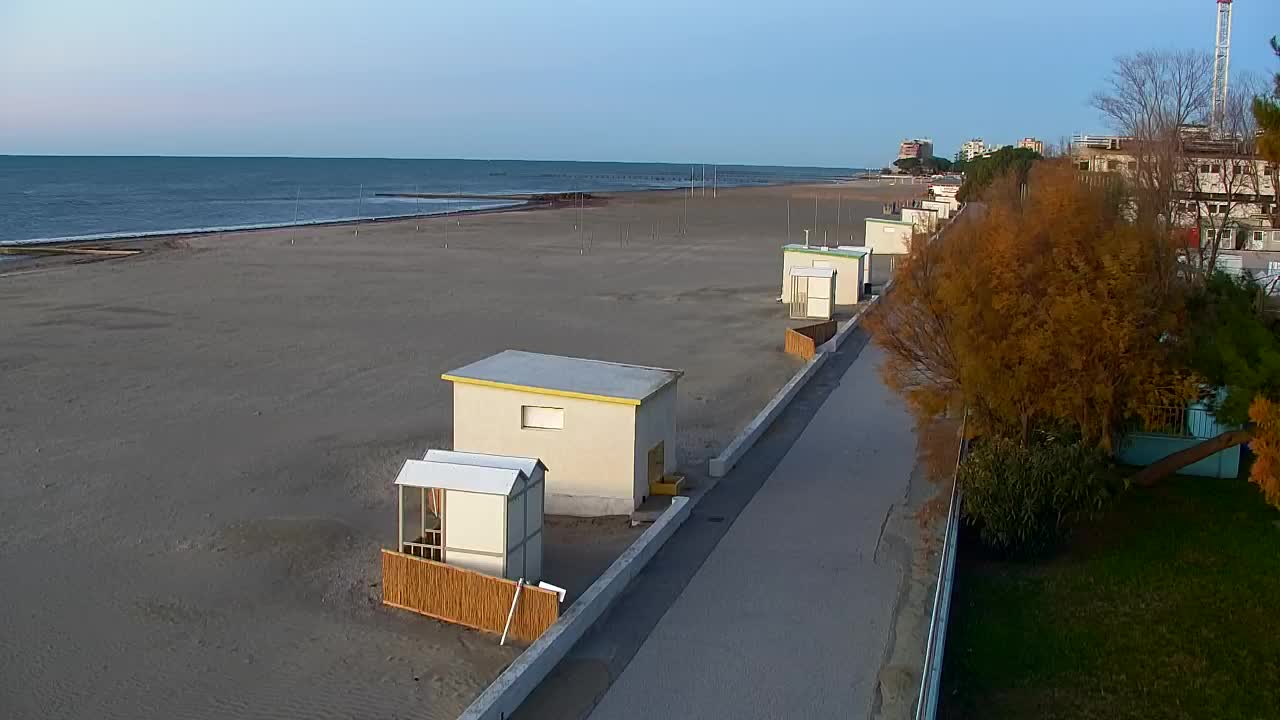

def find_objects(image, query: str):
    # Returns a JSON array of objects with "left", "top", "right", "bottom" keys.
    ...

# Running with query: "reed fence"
[{"left": 381, "top": 549, "right": 559, "bottom": 644}]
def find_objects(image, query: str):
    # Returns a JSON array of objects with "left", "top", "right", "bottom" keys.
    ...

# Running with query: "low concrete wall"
[
  {"left": 458, "top": 496, "right": 692, "bottom": 720},
  {"left": 1117, "top": 432, "right": 1242, "bottom": 479}
]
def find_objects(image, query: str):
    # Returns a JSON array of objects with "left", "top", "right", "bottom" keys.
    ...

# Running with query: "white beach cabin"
[
  {"left": 902, "top": 206, "right": 939, "bottom": 233},
  {"left": 788, "top": 266, "right": 836, "bottom": 320},
  {"left": 780, "top": 244, "right": 869, "bottom": 306},
  {"left": 863, "top": 218, "right": 915, "bottom": 255},
  {"left": 921, "top": 199, "right": 953, "bottom": 220},
  {"left": 393, "top": 449, "right": 546, "bottom": 583},
  {"left": 443, "top": 351, "right": 682, "bottom": 517}
]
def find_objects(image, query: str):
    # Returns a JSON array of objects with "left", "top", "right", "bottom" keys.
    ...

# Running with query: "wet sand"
[{"left": 0, "top": 180, "right": 922, "bottom": 720}]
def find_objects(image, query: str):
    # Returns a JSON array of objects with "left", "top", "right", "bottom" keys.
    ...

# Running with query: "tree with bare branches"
[{"left": 1091, "top": 50, "right": 1212, "bottom": 231}]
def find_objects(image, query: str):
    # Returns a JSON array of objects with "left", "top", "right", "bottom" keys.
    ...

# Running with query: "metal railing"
[
  {"left": 915, "top": 412, "right": 968, "bottom": 720},
  {"left": 1129, "top": 404, "right": 1224, "bottom": 439}
]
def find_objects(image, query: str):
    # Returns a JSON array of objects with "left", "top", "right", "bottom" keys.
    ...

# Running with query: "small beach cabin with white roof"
[
  {"left": 921, "top": 198, "right": 953, "bottom": 219},
  {"left": 864, "top": 217, "right": 915, "bottom": 255},
  {"left": 443, "top": 350, "right": 682, "bottom": 517},
  {"left": 787, "top": 266, "right": 836, "bottom": 319},
  {"left": 902, "top": 206, "right": 939, "bottom": 233},
  {"left": 394, "top": 449, "right": 546, "bottom": 582},
  {"left": 781, "top": 244, "right": 869, "bottom": 306}
]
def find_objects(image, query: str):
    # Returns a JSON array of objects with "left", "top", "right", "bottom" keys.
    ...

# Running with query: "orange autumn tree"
[
  {"left": 868, "top": 160, "right": 1195, "bottom": 450},
  {"left": 1248, "top": 398, "right": 1280, "bottom": 506}
]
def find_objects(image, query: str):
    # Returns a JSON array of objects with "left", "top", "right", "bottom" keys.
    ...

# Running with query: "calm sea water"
[{"left": 0, "top": 156, "right": 856, "bottom": 245}]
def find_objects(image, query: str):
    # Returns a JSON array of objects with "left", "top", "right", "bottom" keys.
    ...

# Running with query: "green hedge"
[{"left": 959, "top": 438, "right": 1114, "bottom": 558}]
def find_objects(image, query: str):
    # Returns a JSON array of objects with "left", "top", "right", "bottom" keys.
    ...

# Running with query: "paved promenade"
[{"left": 588, "top": 342, "right": 919, "bottom": 719}]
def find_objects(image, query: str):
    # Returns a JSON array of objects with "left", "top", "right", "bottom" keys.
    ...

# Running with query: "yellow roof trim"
[{"left": 441, "top": 374, "right": 642, "bottom": 406}]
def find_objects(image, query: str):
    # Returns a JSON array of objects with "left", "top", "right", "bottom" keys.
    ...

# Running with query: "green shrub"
[{"left": 959, "top": 438, "right": 1114, "bottom": 558}]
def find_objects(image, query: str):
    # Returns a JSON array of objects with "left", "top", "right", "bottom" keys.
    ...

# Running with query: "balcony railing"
[{"left": 1129, "top": 405, "right": 1226, "bottom": 439}]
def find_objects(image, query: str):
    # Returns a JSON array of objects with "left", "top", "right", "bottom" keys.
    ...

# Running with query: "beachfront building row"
[
  {"left": 955, "top": 138, "right": 1041, "bottom": 162},
  {"left": 1070, "top": 130, "right": 1280, "bottom": 284}
]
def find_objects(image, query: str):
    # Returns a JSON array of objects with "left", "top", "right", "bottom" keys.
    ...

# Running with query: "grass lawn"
[{"left": 940, "top": 476, "right": 1280, "bottom": 719}]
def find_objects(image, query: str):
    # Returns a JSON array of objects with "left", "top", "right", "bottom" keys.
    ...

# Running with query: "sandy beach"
[{"left": 0, "top": 180, "right": 922, "bottom": 719}]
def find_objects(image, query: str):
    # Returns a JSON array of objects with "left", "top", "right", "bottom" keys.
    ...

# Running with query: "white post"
[
  {"left": 354, "top": 183, "right": 363, "bottom": 237},
  {"left": 500, "top": 578, "right": 525, "bottom": 646},
  {"left": 397, "top": 485, "right": 404, "bottom": 552},
  {"left": 291, "top": 185, "right": 300, "bottom": 245},
  {"left": 804, "top": 228, "right": 810, "bottom": 248}
]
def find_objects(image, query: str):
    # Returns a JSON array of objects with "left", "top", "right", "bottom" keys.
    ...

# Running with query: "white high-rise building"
[{"left": 959, "top": 139, "right": 988, "bottom": 162}]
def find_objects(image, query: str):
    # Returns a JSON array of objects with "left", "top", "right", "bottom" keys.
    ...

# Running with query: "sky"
[{"left": 1, "top": 0, "right": 1277, "bottom": 168}]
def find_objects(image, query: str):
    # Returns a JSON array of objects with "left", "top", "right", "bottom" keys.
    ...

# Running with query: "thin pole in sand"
[
  {"left": 713, "top": 164, "right": 717, "bottom": 198},
  {"left": 291, "top": 185, "right": 300, "bottom": 245},
  {"left": 414, "top": 185, "right": 420, "bottom": 232},
  {"left": 835, "top": 194, "right": 841, "bottom": 241},
  {"left": 786, "top": 198, "right": 791, "bottom": 243},
  {"left": 813, "top": 196, "right": 818, "bottom": 240},
  {"left": 354, "top": 183, "right": 363, "bottom": 237}
]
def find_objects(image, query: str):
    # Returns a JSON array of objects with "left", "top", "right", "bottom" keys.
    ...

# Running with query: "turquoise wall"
[{"left": 1117, "top": 432, "right": 1242, "bottom": 479}]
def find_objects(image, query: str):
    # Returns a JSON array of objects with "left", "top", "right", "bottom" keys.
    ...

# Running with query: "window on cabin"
[{"left": 521, "top": 406, "right": 564, "bottom": 430}]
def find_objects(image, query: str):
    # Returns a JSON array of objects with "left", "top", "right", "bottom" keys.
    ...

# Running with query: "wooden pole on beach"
[
  {"left": 414, "top": 185, "right": 420, "bottom": 232},
  {"left": 292, "top": 186, "right": 300, "bottom": 245}
]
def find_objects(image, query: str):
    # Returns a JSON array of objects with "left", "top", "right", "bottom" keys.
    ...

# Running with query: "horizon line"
[{"left": 0, "top": 153, "right": 869, "bottom": 172}]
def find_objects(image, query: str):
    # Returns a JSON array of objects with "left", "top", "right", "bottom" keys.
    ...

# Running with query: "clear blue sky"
[{"left": 1, "top": 0, "right": 1277, "bottom": 167}]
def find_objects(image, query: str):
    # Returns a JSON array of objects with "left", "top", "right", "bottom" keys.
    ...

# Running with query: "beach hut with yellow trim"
[{"left": 443, "top": 350, "right": 682, "bottom": 517}]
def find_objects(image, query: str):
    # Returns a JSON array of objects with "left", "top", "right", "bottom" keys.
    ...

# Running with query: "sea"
[{"left": 0, "top": 156, "right": 858, "bottom": 246}]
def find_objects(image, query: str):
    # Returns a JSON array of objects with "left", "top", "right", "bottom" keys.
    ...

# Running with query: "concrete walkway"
[{"left": 587, "top": 343, "right": 919, "bottom": 720}]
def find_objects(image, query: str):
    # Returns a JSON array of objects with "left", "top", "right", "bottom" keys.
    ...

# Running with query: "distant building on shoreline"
[
  {"left": 958, "top": 139, "right": 988, "bottom": 162},
  {"left": 898, "top": 138, "right": 934, "bottom": 161},
  {"left": 1017, "top": 137, "right": 1045, "bottom": 155}
]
